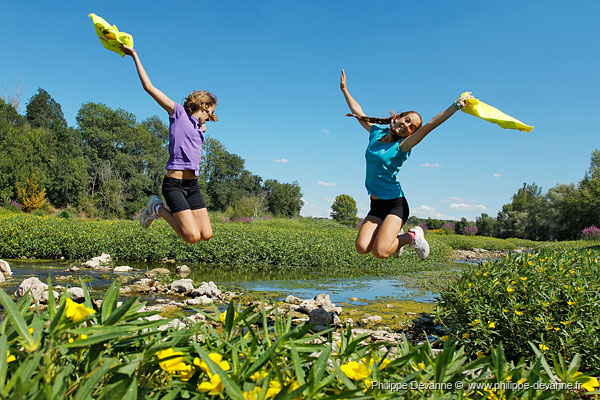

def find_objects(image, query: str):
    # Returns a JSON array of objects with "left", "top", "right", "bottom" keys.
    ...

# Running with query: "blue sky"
[{"left": 1, "top": 1, "right": 598, "bottom": 220}]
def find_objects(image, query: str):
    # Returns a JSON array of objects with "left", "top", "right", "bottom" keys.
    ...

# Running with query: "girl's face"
[
  {"left": 391, "top": 112, "right": 421, "bottom": 137},
  {"left": 195, "top": 104, "right": 217, "bottom": 132}
]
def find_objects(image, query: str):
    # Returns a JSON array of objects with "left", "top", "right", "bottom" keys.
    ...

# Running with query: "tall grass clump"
[
  {"left": 436, "top": 247, "right": 600, "bottom": 370},
  {"left": 1, "top": 281, "right": 598, "bottom": 398}
]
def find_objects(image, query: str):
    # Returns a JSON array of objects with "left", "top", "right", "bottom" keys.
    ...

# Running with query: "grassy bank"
[{"left": 1, "top": 212, "right": 541, "bottom": 275}]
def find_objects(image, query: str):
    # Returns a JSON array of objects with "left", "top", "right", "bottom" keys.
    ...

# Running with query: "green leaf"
[
  {"left": 104, "top": 297, "right": 138, "bottom": 326},
  {"left": 73, "top": 358, "right": 119, "bottom": 400},
  {"left": 0, "top": 336, "right": 8, "bottom": 394},
  {"left": 100, "top": 281, "right": 121, "bottom": 324},
  {"left": 193, "top": 345, "right": 244, "bottom": 400},
  {"left": 0, "top": 290, "right": 33, "bottom": 350}
]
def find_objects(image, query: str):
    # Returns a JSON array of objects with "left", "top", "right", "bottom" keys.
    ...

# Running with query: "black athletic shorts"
[
  {"left": 162, "top": 176, "right": 206, "bottom": 213},
  {"left": 367, "top": 197, "right": 409, "bottom": 221}
]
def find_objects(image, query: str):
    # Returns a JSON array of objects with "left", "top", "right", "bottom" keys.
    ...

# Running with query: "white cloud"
[
  {"left": 420, "top": 163, "right": 442, "bottom": 168},
  {"left": 317, "top": 181, "right": 336, "bottom": 186},
  {"left": 493, "top": 173, "right": 502, "bottom": 178},
  {"left": 323, "top": 197, "right": 336, "bottom": 203},
  {"left": 275, "top": 158, "right": 289, "bottom": 163},
  {"left": 449, "top": 203, "right": 487, "bottom": 211},
  {"left": 412, "top": 205, "right": 457, "bottom": 220},
  {"left": 321, "top": 128, "right": 330, "bottom": 134},
  {"left": 440, "top": 196, "right": 462, "bottom": 203}
]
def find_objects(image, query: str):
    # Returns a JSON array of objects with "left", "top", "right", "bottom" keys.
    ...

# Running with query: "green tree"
[
  {"left": 25, "top": 88, "right": 67, "bottom": 131},
  {"left": 475, "top": 213, "right": 497, "bottom": 237},
  {"left": 264, "top": 179, "right": 303, "bottom": 217},
  {"left": 497, "top": 182, "right": 545, "bottom": 239},
  {"left": 330, "top": 194, "right": 358, "bottom": 226}
]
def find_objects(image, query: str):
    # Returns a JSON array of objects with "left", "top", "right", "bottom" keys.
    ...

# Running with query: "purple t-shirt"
[{"left": 165, "top": 103, "right": 205, "bottom": 176}]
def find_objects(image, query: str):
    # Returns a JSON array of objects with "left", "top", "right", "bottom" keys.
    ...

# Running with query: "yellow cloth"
[
  {"left": 88, "top": 13, "right": 133, "bottom": 57},
  {"left": 460, "top": 92, "right": 533, "bottom": 132}
]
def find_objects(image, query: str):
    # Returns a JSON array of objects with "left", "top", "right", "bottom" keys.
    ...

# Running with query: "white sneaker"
[
  {"left": 392, "top": 228, "right": 405, "bottom": 258},
  {"left": 409, "top": 226, "right": 430, "bottom": 260},
  {"left": 139, "top": 195, "right": 162, "bottom": 228}
]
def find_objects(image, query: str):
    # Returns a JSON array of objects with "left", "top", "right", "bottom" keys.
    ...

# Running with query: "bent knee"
[
  {"left": 355, "top": 241, "right": 371, "bottom": 255},
  {"left": 372, "top": 246, "right": 391, "bottom": 259},
  {"left": 183, "top": 232, "right": 202, "bottom": 244},
  {"left": 200, "top": 231, "right": 213, "bottom": 241}
]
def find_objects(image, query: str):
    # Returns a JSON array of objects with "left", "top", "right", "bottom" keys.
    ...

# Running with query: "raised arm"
[
  {"left": 399, "top": 93, "right": 472, "bottom": 152},
  {"left": 122, "top": 45, "right": 175, "bottom": 115},
  {"left": 340, "top": 69, "right": 372, "bottom": 132}
]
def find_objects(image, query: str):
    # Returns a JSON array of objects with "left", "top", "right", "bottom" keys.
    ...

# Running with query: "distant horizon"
[{"left": 1, "top": 1, "right": 597, "bottom": 220}]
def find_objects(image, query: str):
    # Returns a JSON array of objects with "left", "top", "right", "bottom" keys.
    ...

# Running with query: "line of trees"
[{"left": 0, "top": 89, "right": 303, "bottom": 219}]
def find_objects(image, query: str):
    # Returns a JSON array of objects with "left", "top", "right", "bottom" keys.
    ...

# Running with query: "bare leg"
[
  {"left": 158, "top": 206, "right": 211, "bottom": 244},
  {"left": 371, "top": 215, "right": 411, "bottom": 259},
  {"left": 355, "top": 215, "right": 382, "bottom": 254}
]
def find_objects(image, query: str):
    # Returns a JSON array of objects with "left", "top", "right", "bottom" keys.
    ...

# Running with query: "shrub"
[
  {"left": 436, "top": 247, "right": 600, "bottom": 370},
  {"left": 462, "top": 226, "right": 478, "bottom": 236},
  {"left": 16, "top": 178, "right": 46, "bottom": 212},
  {"left": 441, "top": 222, "right": 455, "bottom": 235},
  {"left": 581, "top": 226, "right": 600, "bottom": 241},
  {"left": 418, "top": 221, "right": 429, "bottom": 233}
]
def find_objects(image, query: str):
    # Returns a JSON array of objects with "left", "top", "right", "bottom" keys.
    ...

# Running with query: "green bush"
[
  {"left": 1, "top": 282, "right": 597, "bottom": 399},
  {"left": 436, "top": 247, "right": 600, "bottom": 370}
]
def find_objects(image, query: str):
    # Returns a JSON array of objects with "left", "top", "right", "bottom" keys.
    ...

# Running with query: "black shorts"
[
  {"left": 367, "top": 197, "right": 409, "bottom": 221},
  {"left": 162, "top": 176, "right": 206, "bottom": 213}
]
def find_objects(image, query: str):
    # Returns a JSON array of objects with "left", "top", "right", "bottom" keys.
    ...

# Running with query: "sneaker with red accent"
[
  {"left": 139, "top": 195, "right": 162, "bottom": 228},
  {"left": 409, "top": 226, "right": 430, "bottom": 260}
]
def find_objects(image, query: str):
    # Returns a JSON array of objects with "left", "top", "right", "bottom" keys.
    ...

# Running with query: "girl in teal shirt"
[{"left": 340, "top": 69, "right": 471, "bottom": 260}]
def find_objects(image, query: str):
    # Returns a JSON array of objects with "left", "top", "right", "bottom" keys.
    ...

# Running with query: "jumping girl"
[
  {"left": 340, "top": 69, "right": 471, "bottom": 260},
  {"left": 123, "top": 45, "right": 216, "bottom": 244}
]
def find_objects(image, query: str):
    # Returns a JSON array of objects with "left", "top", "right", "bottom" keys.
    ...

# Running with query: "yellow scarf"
[
  {"left": 88, "top": 13, "right": 133, "bottom": 57},
  {"left": 460, "top": 92, "right": 533, "bottom": 132}
]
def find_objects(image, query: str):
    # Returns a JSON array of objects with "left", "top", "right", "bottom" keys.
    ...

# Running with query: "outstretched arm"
[
  {"left": 340, "top": 69, "right": 372, "bottom": 132},
  {"left": 122, "top": 45, "right": 175, "bottom": 115},
  {"left": 399, "top": 93, "right": 472, "bottom": 152}
]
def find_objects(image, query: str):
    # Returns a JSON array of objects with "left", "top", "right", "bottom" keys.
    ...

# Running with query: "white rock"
[
  {"left": 15, "top": 277, "right": 48, "bottom": 302},
  {"left": 0, "top": 260, "right": 12, "bottom": 276},
  {"left": 114, "top": 266, "right": 133, "bottom": 272},
  {"left": 299, "top": 299, "right": 318, "bottom": 314},
  {"left": 176, "top": 265, "right": 191, "bottom": 275},
  {"left": 186, "top": 296, "right": 213, "bottom": 306},
  {"left": 0, "top": 271, "right": 4, "bottom": 283},
  {"left": 284, "top": 295, "right": 302, "bottom": 305},
  {"left": 41, "top": 289, "right": 59, "bottom": 304},
  {"left": 83, "top": 253, "right": 111, "bottom": 268},
  {"left": 171, "top": 279, "right": 194, "bottom": 294},
  {"left": 67, "top": 287, "right": 85, "bottom": 302},
  {"left": 192, "top": 281, "right": 221, "bottom": 298}
]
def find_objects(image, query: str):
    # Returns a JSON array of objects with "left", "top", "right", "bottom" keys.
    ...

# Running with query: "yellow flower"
[
  {"left": 197, "top": 372, "right": 224, "bottom": 395},
  {"left": 462, "top": 333, "right": 470, "bottom": 339},
  {"left": 483, "top": 272, "right": 488, "bottom": 277},
  {"left": 567, "top": 301, "right": 575, "bottom": 306},
  {"left": 441, "top": 335, "right": 449, "bottom": 341},
  {"left": 488, "top": 321, "right": 496, "bottom": 329},
  {"left": 250, "top": 371, "right": 269, "bottom": 381},
  {"left": 243, "top": 387, "right": 262, "bottom": 400},
  {"left": 564, "top": 285, "right": 570, "bottom": 289},
  {"left": 515, "top": 310, "right": 523, "bottom": 316},
  {"left": 265, "top": 380, "right": 282, "bottom": 398},
  {"left": 6, "top": 351, "right": 16, "bottom": 363},
  {"left": 539, "top": 344, "right": 549, "bottom": 351},
  {"left": 527, "top": 261, "right": 534, "bottom": 266},
  {"left": 156, "top": 348, "right": 190, "bottom": 374},
  {"left": 560, "top": 321, "right": 571, "bottom": 326},
  {"left": 79, "top": 334, "right": 88, "bottom": 340},
  {"left": 68, "top": 338, "right": 74, "bottom": 343},
  {"left": 379, "top": 358, "right": 391, "bottom": 370},
  {"left": 28, "top": 327, "right": 33, "bottom": 334},
  {"left": 569, "top": 270, "right": 575, "bottom": 274},
  {"left": 520, "top": 277, "right": 528, "bottom": 281},
  {"left": 219, "top": 310, "right": 238, "bottom": 323},
  {"left": 507, "top": 287, "right": 515, "bottom": 293},
  {"left": 178, "top": 364, "right": 194, "bottom": 381},
  {"left": 194, "top": 353, "right": 230, "bottom": 374},
  {"left": 541, "top": 301, "right": 550, "bottom": 307},
  {"left": 573, "top": 373, "right": 600, "bottom": 392},
  {"left": 340, "top": 361, "right": 369, "bottom": 381},
  {"left": 64, "top": 298, "right": 95, "bottom": 322},
  {"left": 468, "top": 283, "right": 472, "bottom": 287},
  {"left": 511, "top": 280, "right": 517, "bottom": 285},
  {"left": 502, "top": 308, "right": 509, "bottom": 313}
]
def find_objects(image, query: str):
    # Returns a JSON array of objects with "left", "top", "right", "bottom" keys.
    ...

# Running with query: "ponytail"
[{"left": 346, "top": 110, "right": 422, "bottom": 129}]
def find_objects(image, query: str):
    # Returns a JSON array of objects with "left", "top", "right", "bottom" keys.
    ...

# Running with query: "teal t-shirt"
[{"left": 365, "top": 125, "right": 411, "bottom": 199}]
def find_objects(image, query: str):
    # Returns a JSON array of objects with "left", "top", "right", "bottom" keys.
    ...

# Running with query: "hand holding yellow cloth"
[
  {"left": 88, "top": 13, "right": 133, "bottom": 57},
  {"left": 459, "top": 92, "right": 533, "bottom": 132}
]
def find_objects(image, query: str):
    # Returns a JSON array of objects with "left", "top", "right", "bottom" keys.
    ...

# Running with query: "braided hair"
[{"left": 346, "top": 110, "right": 422, "bottom": 130}]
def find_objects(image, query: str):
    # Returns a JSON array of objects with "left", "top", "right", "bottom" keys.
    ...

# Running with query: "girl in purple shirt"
[{"left": 123, "top": 45, "right": 216, "bottom": 243}]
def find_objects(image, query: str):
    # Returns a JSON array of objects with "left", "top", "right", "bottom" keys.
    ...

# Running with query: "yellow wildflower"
[
  {"left": 442, "top": 335, "right": 449, "bottom": 340},
  {"left": 243, "top": 387, "right": 262, "bottom": 400},
  {"left": 7, "top": 351, "right": 16, "bottom": 363},
  {"left": 28, "top": 327, "right": 33, "bottom": 334},
  {"left": 462, "top": 333, "right": 470, "bottom": 339},
  {"left": 520, "top": 277, "right": 528, "bottom": 281},
  {"left": 502, "top": 308, "right": 509, "bottom": 313},
  {"left": 573, "top": 373, "right": 600, "bottom": 392},
  {"left": 560, "top": 321, "right": 571, "bottom": 326},
  {"left": 511, "top": 280, "right": 517, "bottom": 285},
  {"left": 64, "top": 298, "right": 95, "bottom": 322},
  {"left": 194, "top": 353, "right": 230, "bottom": 374},
  {"left": 197, "top": 372, "right": 224, "bottom": 395},
  {"left": 569, "top": 270, "right": 575, "bottom": 274},
  {"left": 250, "top": 371, "right": 269, "bottom": 381},
  {"left": 219, "top": 310, "right": 238, "bottom": 323},
  {"left": 488, "top": 321, "right": 496, "bottom": 329},
  {"left": 539, "top": 344, "right": 549, "bottom": 351},
  {"left": 68, "top": 338, "right": 74, "bottom": 343},
  {"left": 507, "top": 287, "right": 515, "bottom": 293},
  {"left": 266, "top": 380, "right": 282, "bottom": 398},
  {"left": 567, "top": 301, "right": 575, "bottom": 306},
  {"left": 156, "top": 348, "right": 190, "bottom": 374},
  {"left": 527, "top": 261, "right": 534, "bottom": 266},
  {"left": 515, "top": 310, "right": 523, "bottom": 316},
  {"left": 340, "top": 361, "right": 369, "bottom": 381},
  {"left": 79, "top": 334, "right": 88, "bottom": 340}
]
